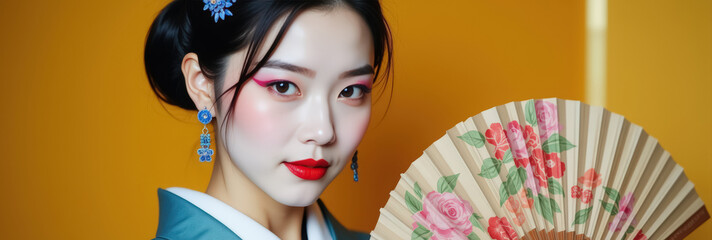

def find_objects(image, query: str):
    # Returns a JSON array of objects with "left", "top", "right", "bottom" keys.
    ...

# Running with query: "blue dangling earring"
[
  {"left": 351, "top": 151, "right": 359, "bottom": 182},
  {"left": 197, "top": 107, "right": 214, "bottom": 162}
]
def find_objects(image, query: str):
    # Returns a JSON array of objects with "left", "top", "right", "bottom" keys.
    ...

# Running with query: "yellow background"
[{"left": 0, "top": 0, "right": 707, "bottom": 239}]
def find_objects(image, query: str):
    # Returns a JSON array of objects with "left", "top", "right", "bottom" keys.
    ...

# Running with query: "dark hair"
[{"left": 144, "top": 0, "right": 393, "bottom": 127}]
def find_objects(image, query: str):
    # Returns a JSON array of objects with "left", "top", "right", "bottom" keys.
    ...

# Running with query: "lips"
[{"left": 284, "top": 158, "right": 330, "bottom": 180}]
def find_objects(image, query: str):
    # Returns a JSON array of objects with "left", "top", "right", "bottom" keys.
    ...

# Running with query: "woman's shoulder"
[{"left": 154, "top": 188, "right": 242, "bottom": 240}]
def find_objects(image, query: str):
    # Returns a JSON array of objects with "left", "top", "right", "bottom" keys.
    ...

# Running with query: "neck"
[{"left": 205, "top": 138, "right": 305, "bottom": 240}]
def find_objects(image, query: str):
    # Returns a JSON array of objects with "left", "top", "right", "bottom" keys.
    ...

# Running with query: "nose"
[{"left": 297, "top": 97, "right": 336, "bottom": 145}]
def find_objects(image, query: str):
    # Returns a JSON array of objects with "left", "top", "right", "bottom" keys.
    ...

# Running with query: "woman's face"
[{"left": 215, "top": 7, "right": 374, "bottom": 206}]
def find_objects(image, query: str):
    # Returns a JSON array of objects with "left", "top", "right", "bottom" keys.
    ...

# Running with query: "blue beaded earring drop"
[
  {"left": 351, "top": 151, "right": 359, "bottom": 182},
  {"left": 197, "top": 107, "right": 214, "bottom": 162}
]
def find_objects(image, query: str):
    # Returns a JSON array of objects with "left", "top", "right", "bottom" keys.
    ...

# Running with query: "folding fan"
[{"left": 371, "top": 98, "right": 708, "bottom": 240}]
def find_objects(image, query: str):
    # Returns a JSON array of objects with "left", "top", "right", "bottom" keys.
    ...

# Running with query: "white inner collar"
[{"left": 166, "top": 187, "right": 333, "bottom": 240}]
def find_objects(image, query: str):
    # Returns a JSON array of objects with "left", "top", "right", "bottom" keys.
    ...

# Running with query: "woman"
[{"left": 144, "top": 0, "right": 393, "bottom": 239}]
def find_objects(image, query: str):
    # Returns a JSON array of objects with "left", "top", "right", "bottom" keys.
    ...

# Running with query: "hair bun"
[{"left": 144, "top": 0, "right": 197, "bottom": 110}]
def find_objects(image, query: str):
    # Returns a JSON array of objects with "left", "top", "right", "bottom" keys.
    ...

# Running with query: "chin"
[
  {"left": 271, "top": 188, "right": 322, "bottom": 207},
  {"left": 267, "top": 181, "right": 330, "bottom": 207}
]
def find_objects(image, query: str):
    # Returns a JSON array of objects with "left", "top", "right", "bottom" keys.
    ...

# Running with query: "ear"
[{"left": 182, "top": 53, "right": 216, "bottom": 115}]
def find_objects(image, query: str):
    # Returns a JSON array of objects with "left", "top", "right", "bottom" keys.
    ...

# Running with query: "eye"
[
  {"left": 267, "top": 81, "right": 301, "bottom": 96},
  {"left": 339, "top": 85, "right": 371, "bottom": 99}
]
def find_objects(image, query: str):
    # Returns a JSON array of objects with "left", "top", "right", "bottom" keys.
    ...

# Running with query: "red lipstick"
[{"left": 284, "top": 158, "right": 330, "bottom": 180}]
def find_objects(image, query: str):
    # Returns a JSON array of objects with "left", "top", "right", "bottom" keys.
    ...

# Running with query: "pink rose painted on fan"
[
  {"left": 609, "top": 192, "right": 636, "bottom": 232},
  {"left": 507, "top": 121, "right": 529, "bottom": 160},
  {"left": 412, "top": 191, "right": 475, "bottom": 239},
  {"left": 486, "top": 123, "right": 510, "bottom": 160},
  {"left": 535, "top": 100, "right": 559, "bottom": 140},
  {"left": 487, "top": 216, "right": 519, "bottom": 240},
  {"left": 406, "top": 174, "right": 485, "bottom": 240}
]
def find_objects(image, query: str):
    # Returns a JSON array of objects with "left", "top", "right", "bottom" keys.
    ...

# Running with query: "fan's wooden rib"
[
  {"left": 601, "top": 124, "right": 646, "bottom": 240},
  {"left": 372, "top": 207, "right": 410, "bottom": 239},
  {"left": 596, "top": 121, "right": 642, "bottom": 240},
  {"left": 645, "top": 181, "right": 694, "bottom": 238},
  {"left": 510, "top": 100, "right": 550, "bottom": 239},
  {"left": 543, "top": 98, "right": 566, "bottom": 238},
  {"left": 608, "top": 133, "right": 662, "bottom": 240},
  {"left": 381, "top": 207, "right": 413, "bottom": 237},
  {"left": 392, "top": 178, "right": 422, "bottom": 225},
  {"left": 525, "top": 101, "right": 557, "bottom": 237},
  {"left": 632, "top": 160, "right": 683, "bottom": 237},
  {"left": 587, "top": 112, "right": 625, "bottom": 238},
  {"left": 563, "top": 99, "right": 582, "bottom": 235},
  {"left": 656, "top": 191, "right": 705, "bottom": 238},
  {"left": 574, "top": 104, "right": 602, "bottom": 238}
]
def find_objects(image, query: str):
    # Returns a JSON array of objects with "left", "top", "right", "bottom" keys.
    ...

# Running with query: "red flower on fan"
[
  {"left": 581, "top": 189, "right": 593, "bottom": 204},
  {"left": 528, "top": 149, "right": 548, "bottom": 188},
  {"left": 543, "top": 152, "right": 565, "bottom": 179},
  {"left": 633, "top": 230, "right": 647, "bottom": 240},
  {"left": 485, "top": 123, "right": 510, "bottom": 160},
  {"left": 487, "top": 216, "right": 519, "bottom": 240},
  {"left": 578, "top": 169, "right": 602, "bottom": 188},
  {"left": 571, "top": 185, "right": 582, "bottom": 199},
  {"left": 523, "top": 125, "right": 540, "bottom": 151}
]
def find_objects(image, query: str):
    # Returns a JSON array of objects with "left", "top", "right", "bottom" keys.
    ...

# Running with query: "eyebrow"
[{"left": 263, "top": 60, "right": 374, "bottom": 79}]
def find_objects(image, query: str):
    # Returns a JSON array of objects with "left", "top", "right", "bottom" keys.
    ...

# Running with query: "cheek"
[
  {"left": 229, "top": 84, "right": 292, "bottom": 148},
  {"left": 336, "top": 105, "right": 371, "bottom": 148}
]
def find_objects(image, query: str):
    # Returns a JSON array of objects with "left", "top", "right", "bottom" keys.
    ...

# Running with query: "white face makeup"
[{"left": 214, "top": 7, "right": 374, "bottom": 207}]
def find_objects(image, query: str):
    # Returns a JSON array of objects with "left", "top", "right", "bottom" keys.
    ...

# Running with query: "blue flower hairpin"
[{"left": 203, "top": 0, "right": 237, "bottom": 23}]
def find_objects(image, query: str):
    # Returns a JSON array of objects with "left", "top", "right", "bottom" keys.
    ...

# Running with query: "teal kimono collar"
[{"left": 153, "top": 188, "right": 368, "bottom": 240}]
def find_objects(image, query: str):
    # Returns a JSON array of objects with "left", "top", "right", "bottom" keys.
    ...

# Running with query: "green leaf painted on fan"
[
  {"left": 538, "top": 195, "right": 554, "bottom": 224},
  {"left": 547, "top": 178, "right": 563, "bottom": 195},
  {"left": 478, "top": 158, "right": 501, "bottom": 179},
  {"left": 502, "top": 149, "right": 513, "bottom": 164},
  {"left": 526, "top": 188, "right": 534, "bottom": 199},
  {"left": 626, "top": 226, "right": 635, "bottom": 234},
  {"left": 541, "top": 133, "right": 576, "bottom": 153},
  {"left": 467, "top": 233, "right": 480, "bottom": 240},
  {"left": 414, "top": 182, "right": 423, "bottom": 199},
  {"left": 600, "top": 200, "right": 619, "bottom": 215},
  {"left": 505, "top": 167, "right": 523, "bottom": 195},
  {"left": 533, "top": 193, "right": 543, "bottom": 216},
  {"left": 573, "top": 207, "right": 593, "bottom": 225},
  {"left": 458, "top": 131, "right": 486, "bottom": 148},
  {"left": 499, "top": 182, "right": 509, "bottom": 206},
  {"left": 603, "top": 186, "right": 621, "bottom": 204},
  {"left": 473, "top": 212, "right": 483, "bottom": 220},
  {"left": 470, "top": 214, "right": 484, "bottom": 231},
  {"left": 405, "top": 191, "right": 422, "bottom": 213},
  {"left": 518, "top": 167, "right": 527, "bottom": 184},
  {"left": 437, "top": 173, "right": 460, "bottom": 193},
  {"left": 412, "top": 223, "right": 432, "bottom": 240},
  {"left": 550, "top": 197, "right": 561, "bottom": 213},
  {"left": 525, "top": 99, "right": 537, "bottom": 127}
]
